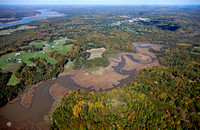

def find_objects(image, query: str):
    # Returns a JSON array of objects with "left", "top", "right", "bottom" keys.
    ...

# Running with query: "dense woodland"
[
  {"left": 52, "top": 42, "right": 200, "bottom": 129},
  {"left": 0, "top": 5, "right": 199, "bottom": 128}
]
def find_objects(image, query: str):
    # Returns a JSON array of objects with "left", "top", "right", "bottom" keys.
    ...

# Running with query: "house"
[
  {"left": 15, "top": 53, "right": 21, "bottom": 56},
  {"left": 18, "top": 61, "right": 22, "bottom": 63}
]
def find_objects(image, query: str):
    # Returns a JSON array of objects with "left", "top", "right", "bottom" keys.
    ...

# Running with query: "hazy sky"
[{"left": 0, "top": 0, "right": 200, "bottom": 5}]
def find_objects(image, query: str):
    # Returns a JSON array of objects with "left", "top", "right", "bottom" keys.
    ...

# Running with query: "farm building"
[{"left": 15, "top": 53, "right": 21, "bottom": 56}]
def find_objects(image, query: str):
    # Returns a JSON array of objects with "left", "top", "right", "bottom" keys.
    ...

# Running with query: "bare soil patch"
[
  {"left": 0, "top": 43, "right": 162, "bottom": 129},
  {"left": 44, "top": 83, "right": 71, "bottom": 121},
  {"left": 20, "top": 82, "right": 45, "bottom": 109},
  {"left": 9, "top": 81, "right": 44, "bottom": 109},
  {"left": 71, "top": 69, "right": 129, "bottom": 91},
  {"left": 0, "top": 116, "right": 35, "bottom": 130},
  {"left": 60, "top": 44, "right": 162, "bottom": 91},
  {"left": 49, "top": 83, "right": 71, "bottom": 99},
  {"left": 87, "top": 47, "right": 106, "bottom": 60},
  {"left": 36, "top": 121, "right": 51, "bottom": 130}
]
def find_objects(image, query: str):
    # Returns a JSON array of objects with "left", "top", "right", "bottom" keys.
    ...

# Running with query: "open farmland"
[
  {"left": 0, "top": 38, "right": 72, "bottom": 72},
  {"left": 7, "top": 74, "right": 20, "bottom": 85},
  {"left": 31, "top": 39, "right": 73, "bottom": 54},
  {"left": 0, "top": 51, "right": 56, "bottom": 70},
  {"left": 0, "top": 38, "right": 72, "bottom": 85},
  {"left": 0, "top": 25, "right": 36, "bottom": 35},
  {"left": 86, "top": 47, "right": 106, "bottom": 60}
]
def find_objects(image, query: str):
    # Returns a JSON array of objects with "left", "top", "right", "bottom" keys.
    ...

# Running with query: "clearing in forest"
[{"left": 86, "top": 47, "right": 106, "bottom": 60}]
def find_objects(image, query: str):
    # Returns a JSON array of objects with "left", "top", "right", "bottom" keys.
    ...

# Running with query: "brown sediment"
[
  {"left": 20, "top": 81, "right": 45, "bottom": 109},
  {"left": 122, "top": 53, "right": 159, "bottom": 71},
  {"left": 71, "top": 69, "right": 129, "bottom": 91},
  {"left": 122, "top": 44, "right": 161, "bottom": 71},
  {"left": 49, "top": 83, "right": 71, "bottom": 99},
  {"left": 0, "top": 116, "right": 35, "bottom": 130},
  {"left": 8, "top": 96, "right": 21, "bottom": 104},
  {"left": 0, "top": 19, "right": 22, "bottom": 25},
  {"left": 0, "top": 17, "right": 16, "bottom": 21},
  {"left": 9, "top": 81, "right": 44, "bottom": 109},
  {"left": 59, "top": 44, "right": 162, "bottom": 91},
  {"left": 134, "top": 43, "right": 162, "bottom": 51},
  {"left": 0, "top": 43, "right": 162, "bottom": 129},
  {"left": 58, "top": 69, "right": 79, "bottom": 77},
  {"left": 36, "top": 121, "right": 51, "bottom": 130},
  {"left": 44, "top": 83, "right": 71, "bottom": 122}
]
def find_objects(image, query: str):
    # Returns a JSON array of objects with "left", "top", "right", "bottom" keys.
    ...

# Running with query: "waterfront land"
[{"left": 0, "top": 5, "right": 199, "bottom": 129}]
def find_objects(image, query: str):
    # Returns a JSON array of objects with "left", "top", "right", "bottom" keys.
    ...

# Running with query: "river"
[
  {"left": 0, "top": 10, "right": 66, "bottom": 28},
  {"left": 0, "top": 45, "right": 156, "bottom": 128}
]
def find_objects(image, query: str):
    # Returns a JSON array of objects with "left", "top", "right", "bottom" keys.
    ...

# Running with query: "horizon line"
[{"left": 0, "top": 4, "right": 200, "bottom": 6}]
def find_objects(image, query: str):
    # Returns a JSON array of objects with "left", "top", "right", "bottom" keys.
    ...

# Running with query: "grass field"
[
  {"left": 190, "top": 52, "right": 200, "bottom": 55},
  {"left": 0, "top": 25, "right": 37, "bottom": 35},
  {"left": 64, "top": 60, "right": 74, "bottom": 71},
  {"left": 86, "top": 47, "right": 106, "bottom": 60},
  {"left": 52, "top": 39, "right": 73, "bottom": 54},
  {"left": 0, "top": 51, "right": 58, "bottom": 71},
  {"left": 31, "top": 39, "right": 73, "bottom": 54},
  {"left": 0, "top": 39, "right": 72, "bottom": 71},
  {"left": 29, "top": 40, "right": 47, "bottom": 48},
  {"left": 0, "top": 38, "right": 73, "bottom": 85},
  {"left": 7, "top": 74, "right": 20, "bottom": 85}
]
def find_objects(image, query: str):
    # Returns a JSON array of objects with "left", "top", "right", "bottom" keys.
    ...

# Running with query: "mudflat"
[
  {"left": 60, "top": 44, "right": 162, "bottom": 91},
  {"left": 0, "top": 43, "right": 162, "bottom": 129}
]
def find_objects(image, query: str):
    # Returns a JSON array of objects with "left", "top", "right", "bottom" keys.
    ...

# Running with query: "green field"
[
  {"left": 31, "top": 39, "right": 73, "bottom": 54},
  {"left": 0, "top": 38, "right": 73, "bottom": 85},
  {"left": 1, "top": 39, "right": 72, "bottom": 70},
  {"left": 7, "top": 74, "right": 20, "bottom": 85},
  {"left": 0, "top": 25, "right": 37, "bottom": 36},
  {"left": 0, "top": 51, "right": 57, "bottom": 70},
  {"left": 29, "top": 40, "right": 47, "bottom": 48},
  {"left": 51, "top": 39, "right": 73, "bottom": 54},
  {"left": 64, "top": 60, "right": 74, "bottom": 71}
]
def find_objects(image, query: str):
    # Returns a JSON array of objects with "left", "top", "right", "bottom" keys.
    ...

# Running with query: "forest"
[
  {"left": 0, "top": 5, "right": 199, "bottom": 128},
  {"left": 52, "top": 41, "right": 200, "bottom": 129}
]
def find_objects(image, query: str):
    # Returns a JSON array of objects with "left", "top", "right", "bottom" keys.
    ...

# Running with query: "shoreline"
[
  {"left": 0, "top": 10, "right": 65, "bottom": 29},
  {"left": 0, "top": 43, "right": 162, "bottom": 129}
]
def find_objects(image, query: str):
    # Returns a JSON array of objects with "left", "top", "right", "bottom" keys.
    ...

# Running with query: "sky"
[{"left": 0, "top": 0, "right": 200, "bottom": 5}]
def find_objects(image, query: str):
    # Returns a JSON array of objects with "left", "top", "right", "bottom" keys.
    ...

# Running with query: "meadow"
[
  {"left": 0, "top": 25, "right": 36, "bottom": 35},
  {"left": 0, "top": 38, "right": 72, "bottom": 85},
  {"left": 86, "top": 47, "right": 106, "bottom": 60}
]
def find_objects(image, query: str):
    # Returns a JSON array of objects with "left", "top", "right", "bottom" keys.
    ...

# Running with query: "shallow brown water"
[
  {"left": 0, "top": 75, "right": 85, "bottom": 127},
  {"left": 0, "top": 45, "right": 155, "bottom": 128}
]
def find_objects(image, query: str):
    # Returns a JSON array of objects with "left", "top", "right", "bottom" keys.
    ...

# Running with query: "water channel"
[
  {"left": 0, "top": 45, "right": 154, "bottom": 127},
  {"left": 0, "top": 10, "right": 66, "bottom": 28}
]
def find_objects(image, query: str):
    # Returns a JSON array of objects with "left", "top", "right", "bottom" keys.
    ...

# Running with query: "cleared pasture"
[{"left": 86, "top": 47, "right": 106, "bottom": 60}]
